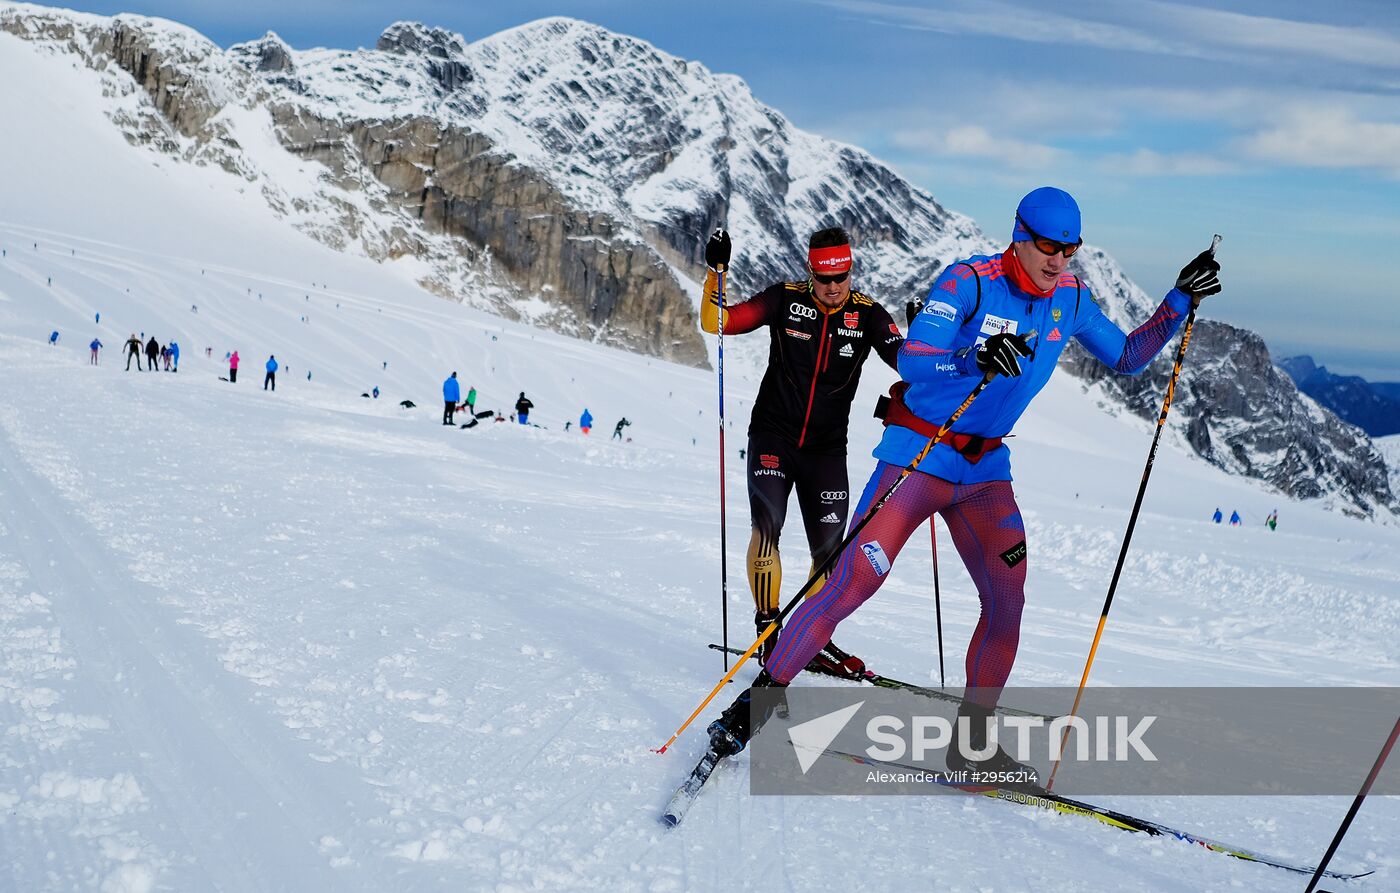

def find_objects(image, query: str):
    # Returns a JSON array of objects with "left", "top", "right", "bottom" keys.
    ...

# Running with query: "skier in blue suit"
[{"left": 707, "top": 186, "right": 1223, "bottom": 776}]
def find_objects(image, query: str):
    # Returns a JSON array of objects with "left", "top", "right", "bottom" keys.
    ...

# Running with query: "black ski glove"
[
  {"left": 1175, "top": 249, "right": 1221, "bottom": 303},
  {"left": 705, "top": 229, "right": 731, "bottom": 270},
  {"left": 976, "top": 332, "right": 1032, "bottom": 378},
  {"left": 905, "top": 298, "right": 922, "bottom": 327}
]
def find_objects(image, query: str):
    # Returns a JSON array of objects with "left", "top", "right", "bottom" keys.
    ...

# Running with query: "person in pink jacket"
[{"left": 229, "top": 350, "right": 240, "bottom": 383}]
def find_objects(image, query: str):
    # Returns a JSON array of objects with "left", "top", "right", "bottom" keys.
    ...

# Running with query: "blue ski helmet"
[{"left": 1013, "top": 187, "right": 1081, "bottom": 244}]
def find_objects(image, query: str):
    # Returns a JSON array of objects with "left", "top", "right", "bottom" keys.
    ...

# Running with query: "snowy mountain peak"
[
  {"left": 376, "top": 20, "right": 467, "bottom": 59},
  {"left": 228, "top": 31, "right": 295, "bottom": 73}
]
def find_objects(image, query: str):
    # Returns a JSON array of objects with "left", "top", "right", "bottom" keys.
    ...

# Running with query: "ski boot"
[
  {"left": 706, "top": 671, "right": 788, "bottom": 758},
  {"left": 944, "top": 701, "right": 1041, "bottom": 789},
  {"left": 754, "top": 609, "right": 781, "bottom": 666},
  {"left": 807, "top": 640, "right": 867, "bottom": 679}
]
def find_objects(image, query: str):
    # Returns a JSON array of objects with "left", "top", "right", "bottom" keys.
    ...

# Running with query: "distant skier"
[
  {"left": 612, "top": 417, "right": 631, "bottom": 440},
  {"left": 705, "top": 187, "right": 1223, "bottom": 777},
  {"left": 169, "top": 341, "right": 180, "bottom": 372},
  {"left": 89, "top": 337, "right": 102, "bottom": 365},
  {"left": 161, "top": 345, "right": 172, "bottom": 371},
  {"left": 372, "top": 386, "right": 380, "bottom": 399},
  {"left": 144, "top": 336, "right": 159, "bottom": 372},
  {"left": 466, "top": 386, "right": 477, "bottom": 414},
  {"left": 443, "top": 372, "right": 461, "bottom": 425},
  {"left": 264, "top": 355, "right": 278, "bottom": 391},
  {"left": 1229, "top": 510, "right": 1242, "bottom": 526},
  {"left": 124, "top": 334, "right": 143, "bottom": 371},
  {"left": 1266, "top": 509, "right": 1278, "bottom": 531},
  {"left": 515, "top": 392, "right": 534, "bottom": 425},
  {"left": 1212, "top": 507, "right": 1223, "bottom": 524},
  {"left": 229, "top": 350, "right": 240, "bottom": 383},
  {"left": 580, "top": 408, "right": 593, "bottom": 434},
  {"left": 48, "top": 330, "right": 58, "bottom": 346}
]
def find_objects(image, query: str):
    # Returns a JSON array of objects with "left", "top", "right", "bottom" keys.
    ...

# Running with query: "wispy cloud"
[
  {"left": 890, "top": 124, "right": 1065, "bottom": 170},
  {"left": 809, "top": 0, "right": 1400, "bottom": 71},
  {"left": 1238, "top": 106, "right": 1400, "bottom": 175},
  {"left": 810, "top": 0, "right": 1185, "bottom": 56},
  {"left": 1132, "top": 0, "right": 1400, "bottom": 70},
  {"left": 1096, "top": 148, "right": 1235, "bottom": 176}
]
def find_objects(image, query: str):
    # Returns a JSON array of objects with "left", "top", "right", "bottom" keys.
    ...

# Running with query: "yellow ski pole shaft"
[{"left": 1047, "top": 237, "right": 1218, "bottom": 791}]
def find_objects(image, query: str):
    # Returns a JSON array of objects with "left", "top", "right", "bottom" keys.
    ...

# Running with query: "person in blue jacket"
[
  {"left": 264, "top": 355, "right": 278, "bottom": 391},
  {"left": 89, "top": 337, "right": 102, "bottom": 365},
  {"left": 1229, "top": 510, "right": 1241, "bottom": 526},
  {"left": 169, "top": 341, "right": 180, "bottom": 372},
  {"left": 1212, "top": 507, "right": 1223, "bottom": 524},
  {"left": 49, "top": 330, "right": 59, "bottom": 346},
  {"left": 443, "top": 372, "right": 461, "bottom": 425},
  {"left": 580, "top": 408, "right": 593, "bottom": 434},
  {"left": 706, "top": 186, "right": 1222, "bottom": 773}
]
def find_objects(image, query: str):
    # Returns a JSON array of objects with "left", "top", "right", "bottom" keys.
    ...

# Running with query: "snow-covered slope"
[{"left": 0, "top": 18, "right": 1398, "bottom": 892}]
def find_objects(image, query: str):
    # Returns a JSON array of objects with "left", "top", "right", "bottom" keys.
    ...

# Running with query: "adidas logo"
[
  {"left": 1047, "top": 327, "right": 1062, "bottom": 341},
  {"left": 820, "top": 512, "right": 841, "bottom": 523},
  {"left": 838, "top": 343, "right": 854, "bottom": 357}
]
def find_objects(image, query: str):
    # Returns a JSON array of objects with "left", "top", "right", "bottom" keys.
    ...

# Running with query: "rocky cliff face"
[
  {"left": 1277, "top": 356, "right": 1400, "bottom": 438},
  {"left": 1, "top": 6, "right": 1394, "bottom": 516}
]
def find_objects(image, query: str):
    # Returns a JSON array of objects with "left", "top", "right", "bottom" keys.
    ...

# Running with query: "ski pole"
[
  {"left": 1047, "top": 236, "right": 1219, "bottom": 792},
  {"left": 931, "top": 520, "right": 946, "bottom": 689},
  {"left": 1303, "top": 715, "right": 1399, "bottom": 893},
  {"left": 716, "top": 264, "right": 730, "bottom": 671},
  {"left": 656, "top": 342, "right": 1030, "bottom": 754}
]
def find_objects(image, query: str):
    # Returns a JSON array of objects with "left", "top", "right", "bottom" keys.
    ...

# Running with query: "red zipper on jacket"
[{"left": 797, "top": 312, "right": 830, "bottom": 448}]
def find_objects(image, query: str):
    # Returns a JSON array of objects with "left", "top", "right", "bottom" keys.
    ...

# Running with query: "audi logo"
[
  {"left": 789, "top": 302, "right": 818, "bottom": 319},
  {"left": 820, "top": 490, "right": 847, "bottom": 501}
]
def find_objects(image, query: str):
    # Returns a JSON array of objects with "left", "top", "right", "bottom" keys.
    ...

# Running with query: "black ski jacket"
[{"left": 716, "top": 281, "right": 902, "bottom": 455}]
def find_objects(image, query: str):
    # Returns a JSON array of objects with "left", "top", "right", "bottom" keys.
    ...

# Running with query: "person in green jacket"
[{"left": 466, "top": 386, "right": 478, "bottom": 414}]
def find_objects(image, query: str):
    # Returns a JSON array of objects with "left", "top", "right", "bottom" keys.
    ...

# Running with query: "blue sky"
[{"left": 54, "top": 0, "right": 1400, "bottom": 379}]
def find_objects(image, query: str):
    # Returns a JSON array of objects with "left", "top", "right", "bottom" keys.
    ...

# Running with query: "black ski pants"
[{"left": 744, "top": 431, "right": 850, "bottom": 614}]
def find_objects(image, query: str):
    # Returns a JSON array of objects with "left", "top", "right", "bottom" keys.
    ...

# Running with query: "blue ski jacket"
[
  {"left": 580, "top": 410, "right": 593, "bottom": 428},
  {"left": 443, "top": 377, "right": 460, "bottom": 403},
  {"left": 266, "top": 357, "right": 279, "bottom": 373},
  {"left": 879, "top": 250, "right": 1191, "bottom": 483}
]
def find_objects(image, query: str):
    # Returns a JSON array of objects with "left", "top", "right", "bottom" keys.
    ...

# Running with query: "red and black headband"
[{"left": 808, "top": 243, "right": 853, "bottom": 275}]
